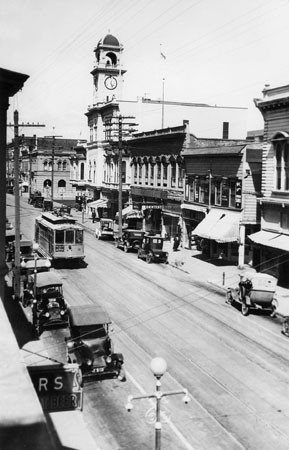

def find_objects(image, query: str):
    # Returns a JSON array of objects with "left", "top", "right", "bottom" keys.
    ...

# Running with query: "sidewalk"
[{"left": 69, "top": 207, "right": 289, "bottom": 317}]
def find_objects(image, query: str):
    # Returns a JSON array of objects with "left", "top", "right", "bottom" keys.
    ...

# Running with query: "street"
[{"left": 7, "top": 197, "right": 289, "bottom": 450}]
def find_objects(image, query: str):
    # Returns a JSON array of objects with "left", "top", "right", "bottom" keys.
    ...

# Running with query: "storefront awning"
[
  {"left": 248, "top": 230, "right": 289, "bottom": 252},
  {"left": 115, "top": 205, "right": 143, "bottom": 219},
  {"left": 192, "top": 209, "right": 240, "bottom": 243},
  {"left": 87, "top": 199, "right": 108, "bottom": 209}
]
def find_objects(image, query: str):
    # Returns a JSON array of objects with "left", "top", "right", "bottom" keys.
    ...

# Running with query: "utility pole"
[
  {"left": 7, "top": 111, "right": 45, "bottom": 300},
  {"left": 118, "top": 116, "right": 123, "bottom": 237},
  {"left": 44, "top": 133, "right": 62, "bottom": 209},
  {"left": 105, "top": 115, "right": 137, "bottom": 238}
]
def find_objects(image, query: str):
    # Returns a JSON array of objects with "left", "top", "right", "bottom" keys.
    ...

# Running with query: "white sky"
[{"left": 2, "top": 0, "right": 289, "bottom": 142}]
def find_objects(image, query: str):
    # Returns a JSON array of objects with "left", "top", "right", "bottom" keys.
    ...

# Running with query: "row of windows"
[
  {"left": 185, "top": 178, "right": 242, "bottom": 209},
  {"left": 43, "top": 160, "right": 68, "bottom": 171},
  {"left": 132, "top": 162, "right": 184, "bottom": 188}
]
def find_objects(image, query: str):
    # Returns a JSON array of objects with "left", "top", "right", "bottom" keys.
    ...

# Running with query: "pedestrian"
[
  {"left": 92, "top": 210, "right": 96, "bottom": 223},
  {"left": 173, "top": 235, "right": 180, "bottom": 251}
]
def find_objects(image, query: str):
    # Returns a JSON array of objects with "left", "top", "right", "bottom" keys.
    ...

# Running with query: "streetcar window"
[
  {"left": 75, "top": 229, "right": 83, "bottom": 244},
  {"left": 55, "top": 230, "right": 64, "bottom": 244},
  {"left": 65, "top": 230, "right": 74, "bottom": 244}
]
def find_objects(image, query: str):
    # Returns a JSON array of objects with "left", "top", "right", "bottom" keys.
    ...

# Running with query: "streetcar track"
[{"left": 16, "top": 201, "right": 289, "bottom": 448}]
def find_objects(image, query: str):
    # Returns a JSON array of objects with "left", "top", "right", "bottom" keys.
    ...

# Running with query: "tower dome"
[{"left": 102, "top": 34, "right": 119, "bottom": 47}]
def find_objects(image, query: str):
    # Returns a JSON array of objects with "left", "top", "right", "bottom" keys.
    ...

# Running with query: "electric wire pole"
[
  {"left": 7, "top": 111, "right": 45, "bottom": 300},
  {"left": 105, "top": 115, "right": 137, "bottom": 238}
]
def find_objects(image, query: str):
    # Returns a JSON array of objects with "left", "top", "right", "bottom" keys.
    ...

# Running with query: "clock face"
[{"left": 104, "top": 76, "right": 117, "bottom": 90}]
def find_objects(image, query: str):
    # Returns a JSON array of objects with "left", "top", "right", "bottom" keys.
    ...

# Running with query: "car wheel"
[
  {"left": 146, "top": 253, "right": 152, "bottom": 264},
  {"left": 225, "top": 291, "right": 233, "bottom": 305},
  {"left": 282, "top": 318, "right": 289, "bottom": 337},
  {"left": 241, "top": 302, "right": 249, "bottom": 316}
]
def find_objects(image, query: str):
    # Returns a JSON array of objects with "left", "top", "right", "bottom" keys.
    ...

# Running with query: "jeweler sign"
[{"left": 28, "top": 364, "right": 83, "bottom": 412}]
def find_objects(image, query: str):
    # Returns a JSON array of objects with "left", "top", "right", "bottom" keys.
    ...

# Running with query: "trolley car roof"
[
  {"left": 38, "top": 212, "right": 80, "bottom": 225},
  {"left": 37, "top": 213, "right": 83, "bottom": 230}
]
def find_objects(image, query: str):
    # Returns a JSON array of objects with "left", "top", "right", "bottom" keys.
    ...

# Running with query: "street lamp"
[{"left": 125, "top": 357, "right": 190, "bottom": 450}]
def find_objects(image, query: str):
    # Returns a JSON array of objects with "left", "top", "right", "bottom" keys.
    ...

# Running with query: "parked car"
[
  {"left": 31, "top": 272, "right": 68, "bottom": 335},
  {"left": 115, "top": 229, "right": 145, "bottom": 253},
  {"left": 137, "top": 235, "right": 169, "bottom": 264},
  {"left": 225, "top": 272, "right": 278, "bottom": 316},
  {"left": 66, "top": 304, "right": 126, "bottom": 381},
  {"left": 95, "top": 218, "right": 114, "bottom": 240},
  {"left": 20, "top": 258, "right": 51, "bottom": 305},
  {"left": 7, "top": 239, "right": 34, "bottom": 263}
]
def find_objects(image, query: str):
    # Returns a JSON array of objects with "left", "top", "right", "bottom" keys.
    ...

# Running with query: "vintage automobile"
[
  {"left": 225, "top": 272, "right": 278, "bottom": 316},
  {"left": 95, "top": 218, "right": 114, "bottom": 240},
  {"left": 66, "top": 304, "right": 126, "bottom": 382},
  {"left": 30, "top": 272, "right": 68, "bottom": 335},
  {"left": 6, "top": 239, "right": 34, "bottom": 263},
  {"left": 20, "top": 258, "right": 51, "bottom": 305},
  {"left": 137, "top": 235, "right": 169, "bottom": 264},
  {"left": 115, "top": 229, "right": 145, "bottom": 253}
]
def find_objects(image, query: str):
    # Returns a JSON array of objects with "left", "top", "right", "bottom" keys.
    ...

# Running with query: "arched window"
[
  {"left": 57, "top": 161, "right": 62, "bottom": 171},
  {"left": 62, "top": 160, "right": 67, "bottom": 171},
  {"left": 58, "top": 179, "right": 66, "bottom": 188},
  {"left": 273, "top": 133, "right": 289, "bottom": 190},
  {"left": 43, "top": 160, "right": 48, "bottom": 171}
]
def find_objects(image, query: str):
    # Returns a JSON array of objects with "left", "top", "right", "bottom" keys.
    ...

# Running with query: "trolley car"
[{"left": 35, "top": 212, "right": 85, "bottom": 263}]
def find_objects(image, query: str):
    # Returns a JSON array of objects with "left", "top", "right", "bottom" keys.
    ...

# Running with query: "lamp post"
[{"left": 126, "top": 357, "right": 190, "bottom": 450}]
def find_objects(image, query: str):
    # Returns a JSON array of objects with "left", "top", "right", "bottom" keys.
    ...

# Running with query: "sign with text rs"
[{"left": 28, "top": 363, "right": 83, "bottom": 412}]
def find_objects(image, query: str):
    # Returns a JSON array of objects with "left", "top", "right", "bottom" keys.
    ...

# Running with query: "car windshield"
[
  {"left": 128, "top": 232, "right": 143, "bottom": 238},
  {"left": 39, "top": 286, "right": 62, "bottom": 297},
  {"left": 78, "top": 325, "right": 107, "bottom": 340}
]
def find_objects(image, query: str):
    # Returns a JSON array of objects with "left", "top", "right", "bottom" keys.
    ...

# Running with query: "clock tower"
[{"left": 91, "top": 33, "right": 126, "bottom": 104}]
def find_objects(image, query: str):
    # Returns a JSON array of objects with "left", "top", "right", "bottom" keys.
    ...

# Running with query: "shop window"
[
  {"left": 221, "top": 180, "right": 229, "bottom": 207},
  {"left": 215, "top": 180, "right": 221, "bottom": 205},
  {"left": 281, "top": 211, "right": 289, "bottom": 231}
]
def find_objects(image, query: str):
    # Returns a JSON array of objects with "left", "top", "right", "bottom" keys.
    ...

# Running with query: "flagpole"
[
  {"left": 162, "top": 77, "right": 165, "bottom": 128},
  {"left": 160, "top": 44, "right": 166, "bottom": 129}
]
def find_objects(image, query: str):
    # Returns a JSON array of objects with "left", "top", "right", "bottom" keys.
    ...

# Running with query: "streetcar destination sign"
[{"left": 28, "top": 363, "right": 83, "bottom": 412}]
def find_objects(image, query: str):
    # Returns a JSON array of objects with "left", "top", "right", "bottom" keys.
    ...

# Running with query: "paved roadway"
[{"left": 7, "top": 196, "right": 289, "bottom": 450}]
